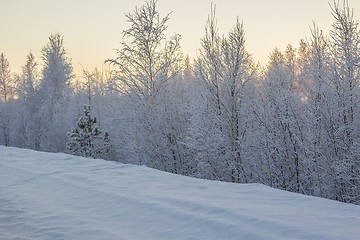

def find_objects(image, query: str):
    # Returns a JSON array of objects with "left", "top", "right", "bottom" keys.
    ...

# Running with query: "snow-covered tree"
[
  {"left": 220, "top": 18, "right": 255, "bottom": 183},
  {"left": 190, "top": 4, "right": 224, "bottom": 180},
  {"left": 67, "top": 105, "right": 110, "bottom": 158},
  {"left": 0, "top": 53, "right": 12, "bottom": 103},
  {"left": 15, "top": 52, "right": 39, "bottom": 148},
  {"left": 0, "top": 53, "right": 13, "bottom": 146},
  {"left": 107, "top": 0, "right": 183, "bottom": 169},
  {"left": 80, "top": 67, "right": 109, "bottom": 128},
  {"left": 297, "top": 24, "right": 330, "bottom": 198},
  {"left": 17, "top": 52, "right": 38, "bottom": 102},
  {"left": 256, "top": 46, "right": 306, "bottom": 192},
  {"left": 36, "top": 33, "right": 74, "bottom": 151},
  {"left": 192, "top": 5, "right": 255, "bottom": 182},
  {"left": 328, "top": 0, "right": 360, "bottom": 204}
]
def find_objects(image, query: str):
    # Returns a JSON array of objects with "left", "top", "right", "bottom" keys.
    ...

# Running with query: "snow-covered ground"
[{"left": 0, "top": 146, "right": 359, "bottom": 240}]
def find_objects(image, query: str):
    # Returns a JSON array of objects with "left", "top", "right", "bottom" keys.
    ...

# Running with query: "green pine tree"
[{"left": 66, "top": 105, "right": 110, "bottom": 158}]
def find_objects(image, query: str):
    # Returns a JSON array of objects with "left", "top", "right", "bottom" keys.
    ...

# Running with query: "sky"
[{"left": 1, "top": 0, "right": 360, "bottom": 77}]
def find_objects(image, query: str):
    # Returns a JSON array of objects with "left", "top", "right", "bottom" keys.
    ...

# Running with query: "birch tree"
[
  {"left": 192, "top": 5, "right": 255, "bottom": 182},
  {"left": 107, "top": 0, "right": 183, "bottom": 169}
]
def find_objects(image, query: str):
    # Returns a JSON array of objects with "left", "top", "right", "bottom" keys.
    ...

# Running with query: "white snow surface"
[{"left": 1, "top": 146, "right": 359, "bottom": 240}]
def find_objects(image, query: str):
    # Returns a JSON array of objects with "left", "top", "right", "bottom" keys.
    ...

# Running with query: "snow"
[{"left": 0, "top": 146, "right": 359, "bottom": 240}]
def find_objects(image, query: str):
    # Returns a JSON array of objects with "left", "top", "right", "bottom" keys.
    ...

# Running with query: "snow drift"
[{"left": 0, "top": 146, "right": 359, "bottom": 240}]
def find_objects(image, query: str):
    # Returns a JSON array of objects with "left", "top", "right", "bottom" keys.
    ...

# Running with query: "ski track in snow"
[{"left": 0, "top": 146, "right": 360, "bottom": 240}]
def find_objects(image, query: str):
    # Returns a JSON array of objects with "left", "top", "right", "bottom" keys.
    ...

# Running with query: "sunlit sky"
[{"left": 1, "top": 0, "right": 359, "bottom": 77}]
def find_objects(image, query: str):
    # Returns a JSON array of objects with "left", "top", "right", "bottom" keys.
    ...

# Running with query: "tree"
[
  {"left": 0, "top": 53, "right": 13, "bottom": 146},
  {"left": 192, "top": 5, "right": 256, "bottom": 182},
  {"left": 107, "top": 0, "right": 181, "bottom": 102},
  {"left": 190, "top": 4, "right": 224, "bottom": 180},
  {"left": 328, "top": 0, "right": 360, "bottom": 204},
  {"left": 67, "top": 105, "right": 110, "bottom": 158},
  {"left": 220, "top": 17, "right": 255, "bottom": 183},
  {"left": 36, "top": 33, "right": 74, "bottom": 151},
  {"left": 107, "top": 0, "right": 183, "bottom": 169},
  {"left": 0, "top": 53, "right": 12, "bottom": 103},
  {"left": 38, "top": 33, "right": 73, "bottom": 109},
  {"left": 17, "top": 52, "right": 38, "bottom": 102},
  {"left": 258, "top": 46, "right": 305, "bottom": 192},
  {"left": 16, "top": 52, "right": 39, "bottom": 148},
  {"left": 81, "top": 67, "right": 109, "bottom": 128},
  {"left": 299, "top": 24, "right": 329, "bottom": 198}
]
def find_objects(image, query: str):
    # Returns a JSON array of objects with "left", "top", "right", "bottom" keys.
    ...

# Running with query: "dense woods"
[{"left": 1, "top": 0, "right": 359, "bottom": 205}]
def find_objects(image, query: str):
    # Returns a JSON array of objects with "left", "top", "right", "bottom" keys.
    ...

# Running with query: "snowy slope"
[{"left": 0, "top": 146, "right": 359, "bottom": 240}]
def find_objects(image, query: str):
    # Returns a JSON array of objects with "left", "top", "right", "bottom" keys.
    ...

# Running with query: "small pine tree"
[{"left": 66, "top": 105, "right": 110, "bottom": 158}]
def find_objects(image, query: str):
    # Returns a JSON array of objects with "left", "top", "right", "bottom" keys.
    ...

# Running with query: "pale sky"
[{"left": 1, "top": 0, "right": 360, "bottom": 77}]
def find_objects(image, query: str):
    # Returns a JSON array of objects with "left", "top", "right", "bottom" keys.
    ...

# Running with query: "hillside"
[{"left": 1, "top": 146, "right": 359, "bottom": 240}]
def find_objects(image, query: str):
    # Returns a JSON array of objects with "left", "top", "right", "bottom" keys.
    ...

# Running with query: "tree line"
[{"left": 0, "top": 0, "right": 359, "bottom": 204}]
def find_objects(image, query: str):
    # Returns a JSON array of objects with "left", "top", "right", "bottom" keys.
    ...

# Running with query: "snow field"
[{"left": 1, "top": 146, "right": 360, "bottom": 240}]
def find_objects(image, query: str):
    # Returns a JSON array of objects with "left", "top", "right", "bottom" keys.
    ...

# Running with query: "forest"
[{"left": 0, "top": 0, "right": 359, "bottom": 205}]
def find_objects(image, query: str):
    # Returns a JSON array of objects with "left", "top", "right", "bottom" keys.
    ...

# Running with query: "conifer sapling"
[{"left": 66, "top": 105, "right": 110, "bottom": 158}]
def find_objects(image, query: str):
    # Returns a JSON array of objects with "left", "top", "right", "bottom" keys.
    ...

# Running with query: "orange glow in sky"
[{"left": 1, "top": 0, "right": 359, "bottom": 77}]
